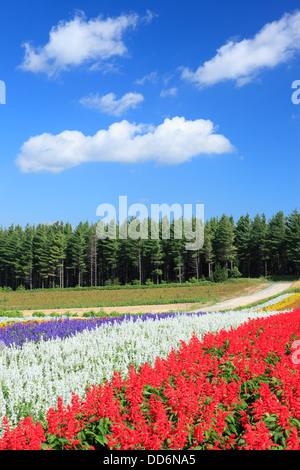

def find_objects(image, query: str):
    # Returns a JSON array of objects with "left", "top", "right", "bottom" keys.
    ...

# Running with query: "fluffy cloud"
[
  {"left": 16, "top": 116, "right": 235, "bottom": 173},
  {"left": 181, "top": 11, "right": 300, "bottom": 87},
  {"left": 19, "top": 11, "right": 150, "bottom": 76},
  {"left": 79, "top": 92, "right": 144, "bottom": 116}
]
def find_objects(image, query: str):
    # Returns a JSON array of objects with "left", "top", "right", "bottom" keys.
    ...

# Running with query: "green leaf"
[{"left": 290, "top": 417, "right": 300, "bottom": 430}]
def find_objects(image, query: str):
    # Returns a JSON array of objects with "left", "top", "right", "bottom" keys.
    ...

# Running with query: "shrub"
[
  {"left": 82, "top": 310, "right": 97, "bottom": 317},
  {"left": 229, "top": 266, "right": 242, "bottom": 278},
  {"left": 33, "top": 312, "right": 46, "bottom": 317},
  {"left": 211, "top": 264, "right": 228, "bottom": 283},
  {"left": 0, "top": 310, "right": 23, "bottom": 318},
  {"left": 16, "top": 285, "right": 26, "bottom": 291}
]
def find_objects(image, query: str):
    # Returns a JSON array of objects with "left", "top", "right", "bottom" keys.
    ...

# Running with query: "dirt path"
[
  {"left": 18, "top": 281, "right": 295, "bottom": 317},
  {"left": 196, "top": 282, "right": 294, "bottom": 312}
]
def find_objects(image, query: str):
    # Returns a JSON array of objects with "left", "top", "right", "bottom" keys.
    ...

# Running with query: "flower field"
[
  {"left": 253, "top": 293, "right": 300, "bottom": 312},
  {"left": 0, "top": 294, "right": 300, "bottom": 450}
]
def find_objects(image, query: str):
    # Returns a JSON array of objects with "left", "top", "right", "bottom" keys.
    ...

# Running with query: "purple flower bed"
[{"left": 0, "top": 311, "right": 209, "bottom": 348}]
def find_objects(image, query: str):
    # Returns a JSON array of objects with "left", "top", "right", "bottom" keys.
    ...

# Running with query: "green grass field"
[{"left": 0, "top": 278, "right": 268, "bottom": 311}]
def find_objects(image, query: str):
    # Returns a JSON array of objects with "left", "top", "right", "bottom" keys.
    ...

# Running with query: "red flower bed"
[{"left": 1, "top": 309, "right": 300, "bottom": 450}]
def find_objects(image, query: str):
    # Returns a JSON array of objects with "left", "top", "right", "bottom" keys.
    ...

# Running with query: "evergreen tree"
[
  {"left": 20, "top": 224, "right": 34, "bottom": 289},
  {"left": 11, "top": 225, "right": 25, "bottom": 288},
  {"left": 70, "top": 221, "right": 89, "bottom": 286},
  {"left": 168, "top": 217, "right": 185, "bottom": 283},
  {"left": 285, "top": 209, "right": 300, "bottom": 275},
  {"left": 48, "top": 224, "right": 65, "bottom": 288},
  {"left": 202, "top": 220, "right": 215, "bottom": 278},
  {"left": 33, "top": 224, "right": 50, "bottom": 288},
  {"left": 0, "top": 227, "right": 8, "bottom": 286},
  {"left": 250, "top": 214, "right": 267, "bottom": 277},
  {"left": 87, "top": 224, "right": 99, "bottom": 286},
  {"left": 126, "top": 217, "right": 147, "bottom": 284},
  {"left": 228, "top": 215, "right": 237, "bottom": 271},
  {"left": 267, "top": 211, "right": 287, "bottom": 275},
  {"left": 214, "top": 214, "right": 236, "bottom": 276},
  {"left": 235, "top": 214, "right": 251, "bottom": 277},
  {"left": 144, "top": 218, "right": 164, "bottom": 283},
  {"left": 59, "top": 222, "right": 72, "bottom": 288},
  {"left": 4, "top": 224, "right": 17, "bottom": 288},
  {"left": 99, "top": 219, "right": 119, "bottom": 284},
  {"left": 185, "top": 216, "right": 204, "bottom": 280}
]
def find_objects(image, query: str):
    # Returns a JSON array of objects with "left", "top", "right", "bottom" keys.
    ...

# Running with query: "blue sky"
[{"left": 0, "top": 0, "right": 299, "bottom": 229}]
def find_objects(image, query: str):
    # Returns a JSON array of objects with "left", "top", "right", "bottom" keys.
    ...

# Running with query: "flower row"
[{"left": 254, "top": 293, "right": 300, "bottom": 312}]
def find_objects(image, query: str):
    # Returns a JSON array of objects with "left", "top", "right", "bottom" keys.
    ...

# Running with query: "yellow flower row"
[
  {"left": 0, "top": 316, "right": 109, "bottom": 330},
  {"left": 0, "top": 319, "right": 43, "bottom": 329},
  {"left": 255, "top": 293, "right": 300, "bottom": 312}
]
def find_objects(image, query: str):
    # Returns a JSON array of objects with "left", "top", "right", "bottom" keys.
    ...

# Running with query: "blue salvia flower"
[{"left": 0, "top": 311, "right": 212, "bottom": 348}]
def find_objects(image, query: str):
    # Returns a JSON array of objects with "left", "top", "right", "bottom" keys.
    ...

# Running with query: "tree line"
[{"left": 0, "top": 209, "right": 299, "bottom": 290}]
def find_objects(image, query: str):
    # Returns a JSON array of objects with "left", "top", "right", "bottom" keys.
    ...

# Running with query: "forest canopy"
[{"left": 0, "top": 209, "right": 299, "bottom": 290}]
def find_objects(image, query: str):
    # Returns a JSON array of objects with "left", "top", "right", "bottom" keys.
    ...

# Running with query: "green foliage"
[
  {"left": 0, "top": 209, "right": 298, "bottom": 291},
  {"left": 16, "top": 284, "right": 26, "bottom": 291},
  {"left": 0, "top": 309, "right": 23, "bottom": 317},
  {"left": 285, "top": 209, "right": 300, "bottom": 273},
  {"left": 211, "top": 263, "right": 228, "bottom": 283},
  {"left": 0, "top": 286, "right": 12, "bottom": 292},
  {"left": 44, "top": 417, "right": 111, "bottom": 450},
  {"left": 234, "top": 214, "right": 251, "bottom": 277},
  {"left": 229, "top": 266, "right": 242, "bottom": 278},
  {"left": 82, "top": 310, "right": 101, "bottom": 317}
]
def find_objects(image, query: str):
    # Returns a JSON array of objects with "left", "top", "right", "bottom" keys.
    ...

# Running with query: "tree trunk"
[
  {"left": 29, "top": 261, "right": 33, "bottom": 290},
  {"left": 138, "top": 250, "right": 142, "bottom": 284},
  {"left": 94, "top": 239, "right": 97, "bottom": 286}
]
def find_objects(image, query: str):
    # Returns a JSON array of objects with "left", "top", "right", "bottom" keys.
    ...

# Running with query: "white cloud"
[
  {"left": 135, "top": 71, "right": 159, "bottom": 85},
  {"left": 181, "top": 11, "right": 300, "bottom": 87},
  {"left": 79, "top": 92, "right": 144, "bottom": 116},
  {"left": 160, "top": 87, "right": 178, "bottom": 97},
  {"left": 16, "top": 116, "right": 235, "bottom": 173},
  {"left": 19, "top": 11, "right": 148, "bottom": 77}
]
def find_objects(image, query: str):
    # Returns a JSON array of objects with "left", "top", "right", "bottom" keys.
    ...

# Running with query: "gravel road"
[{"left": 195, "top": 282, "right": 294, "bottom": 312}]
